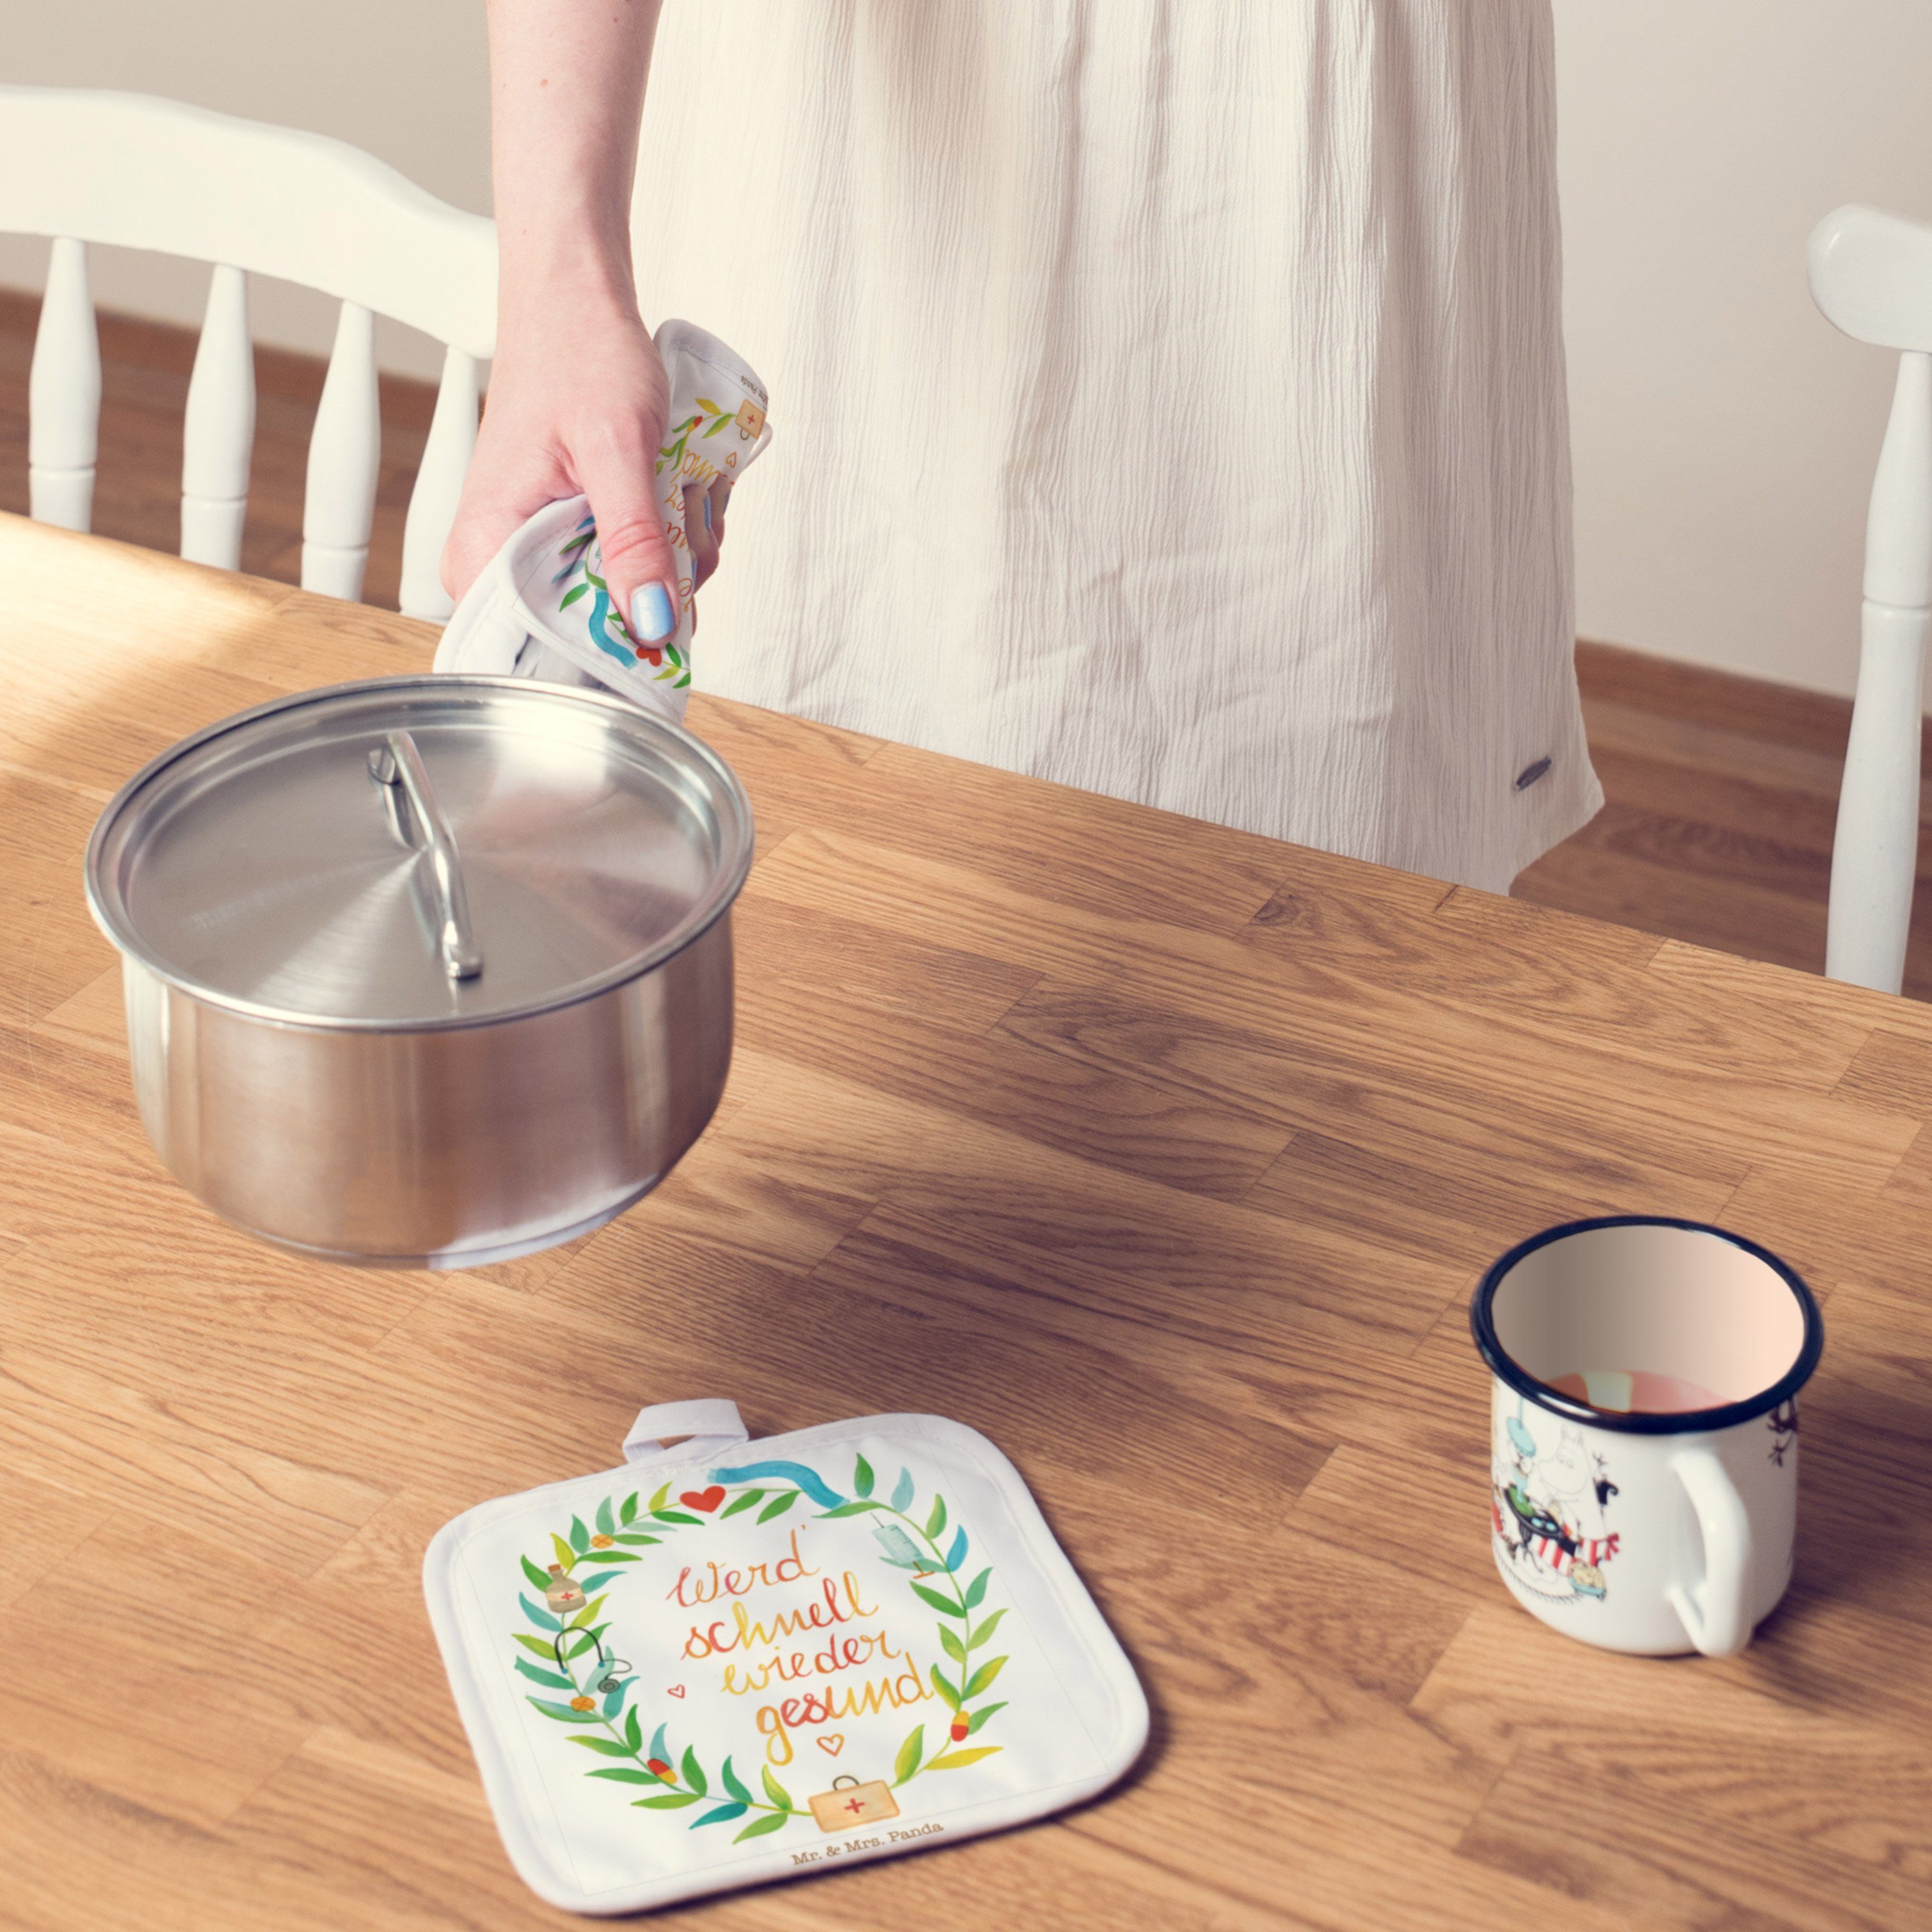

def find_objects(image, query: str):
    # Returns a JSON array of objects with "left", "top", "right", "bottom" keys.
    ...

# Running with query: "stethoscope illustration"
[{"left": 554, "top": 1629, "right": 635, "bottom": 1701}]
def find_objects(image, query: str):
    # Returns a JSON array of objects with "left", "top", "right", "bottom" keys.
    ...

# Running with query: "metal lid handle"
[{"left": 368, "top": 732, "right": 483, "bottom": 980}]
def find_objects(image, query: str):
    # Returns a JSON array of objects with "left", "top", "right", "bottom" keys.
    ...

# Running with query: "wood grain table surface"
[{"left": 3, "top": 513, "right": 1930, "bottom": 1931}]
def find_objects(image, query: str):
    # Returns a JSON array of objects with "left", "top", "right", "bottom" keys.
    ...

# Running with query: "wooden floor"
[
  {"left": 6, "top": 290, "right": 1931, "bottom": 997},
  {"left": 1518, "top": 650, "right": 1932, "bottom": 1003}
]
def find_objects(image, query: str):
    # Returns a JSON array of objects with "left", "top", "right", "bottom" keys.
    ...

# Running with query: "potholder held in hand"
[
  {"left": 424, "top": 1399, "right": 1147, "bottom": 1915},
  {"left": 434, "top": 319, "right": 773, "bottom": 722}
]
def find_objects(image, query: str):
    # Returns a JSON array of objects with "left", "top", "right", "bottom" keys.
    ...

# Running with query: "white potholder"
[
  {"left": 433, "top": 318, "right": 773, "bottom": 722},
  {"left": 424, "top": 1400, "right": 1148, "bottom": 1916}
]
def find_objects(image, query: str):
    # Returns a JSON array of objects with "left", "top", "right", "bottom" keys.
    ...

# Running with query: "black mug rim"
[{"left": 1469, "top": 1214, "right": 1824, "bottom": 1435}]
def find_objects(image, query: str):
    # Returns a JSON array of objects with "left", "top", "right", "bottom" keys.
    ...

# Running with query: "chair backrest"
[
  {"left": 1807, "top": 205, "right": 1932, "bottom": 994},
  {"left": 1810, "top": 204, "right": 1932, "bottom": 356},
  {"left": 0, "top": 85, "right": 498, "bottom": 618}
]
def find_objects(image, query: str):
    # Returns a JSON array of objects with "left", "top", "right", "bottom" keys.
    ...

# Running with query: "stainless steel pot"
[{"left": 84, "top": 676, "right": 753, "bottom": 1267}]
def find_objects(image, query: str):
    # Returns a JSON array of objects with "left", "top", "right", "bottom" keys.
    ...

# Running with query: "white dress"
[{"left": 630, "top": 1, "right": 1600, "bottom": 891}]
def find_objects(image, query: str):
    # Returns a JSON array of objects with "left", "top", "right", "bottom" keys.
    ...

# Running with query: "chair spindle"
[
  {"left": 399, "top": 345, "right": 480, "bottom": 621},
  {"left": 181, "top": 263, "right": 254, "bottom": 569},
  {"left": 28, "top": 236, "right": 101, "bottom": 533},
  {"left": 301, "top": 299, "right": 381, "bottom": 601}
]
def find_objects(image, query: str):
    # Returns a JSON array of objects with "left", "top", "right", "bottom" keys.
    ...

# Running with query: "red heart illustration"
[
  {"left": 681, "top": 1486, "right": 726, "bottom": 1513},
  {"left": 667, "top": 1685, "right": 687, "bottom": 1699}
]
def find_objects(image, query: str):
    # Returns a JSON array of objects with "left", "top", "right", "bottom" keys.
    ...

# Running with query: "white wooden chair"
[
  {"left": 1808, "top": 204, "right": 1932, "bottom": 994},
  {"left": 0, "top": 86, "right": 497, "bottom": 619}
]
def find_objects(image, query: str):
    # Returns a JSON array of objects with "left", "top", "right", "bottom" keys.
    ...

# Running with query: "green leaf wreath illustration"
[
  {"left": 655, "top": 399, "right": 739, "bottom": 478},
  {"left": 508, "top": 1452, "right": 1012, "bottom": 1844}
]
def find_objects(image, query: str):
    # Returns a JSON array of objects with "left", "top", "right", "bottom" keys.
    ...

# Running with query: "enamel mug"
[{"left": 1471, "top": 1216, "right": 1823, "bottom": 1656}]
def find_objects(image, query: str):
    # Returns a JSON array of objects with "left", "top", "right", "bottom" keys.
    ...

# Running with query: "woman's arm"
[{"left": 442, "top": 0, "right": 720, "bottom": 636}]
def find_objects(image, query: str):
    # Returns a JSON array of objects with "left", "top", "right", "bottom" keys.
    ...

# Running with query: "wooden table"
[{"left": 3, "top": 514, "right": 1929, "bottom": 1931}]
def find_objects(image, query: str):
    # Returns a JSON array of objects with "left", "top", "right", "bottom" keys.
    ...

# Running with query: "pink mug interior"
[{"left": 1475, "top": 1217, "right": 1821, "bottom": 1428}]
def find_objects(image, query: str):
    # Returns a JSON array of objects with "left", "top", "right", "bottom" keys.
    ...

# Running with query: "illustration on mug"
[{"left": 1491, "top": 1403, "right": 1620, "bottom": 1603}]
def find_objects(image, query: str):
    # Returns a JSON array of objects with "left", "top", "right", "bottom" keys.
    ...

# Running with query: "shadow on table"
[{"left": 1754, "top": 1374, "right": 1932, "bottom": 1652}]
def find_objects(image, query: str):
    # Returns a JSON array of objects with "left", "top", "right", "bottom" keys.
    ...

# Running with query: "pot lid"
[{"left": 85, "top": 677, "right": 754, "bottom": 1030}]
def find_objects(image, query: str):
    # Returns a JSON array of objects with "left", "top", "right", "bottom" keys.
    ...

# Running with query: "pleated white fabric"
[{"left": 630, "top": 0, "right": 1600, "bottom": 890}]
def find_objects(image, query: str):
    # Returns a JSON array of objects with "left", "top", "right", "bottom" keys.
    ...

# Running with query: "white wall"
[
  {"left": 6, "top": 3, "right": 1931, "bottom": 696},
  {"left": 1555, "top": 0, "right": 1932, "bottom": 697},
  {"left": 0, "top": 1, "right": 489, "bottom": 380}
]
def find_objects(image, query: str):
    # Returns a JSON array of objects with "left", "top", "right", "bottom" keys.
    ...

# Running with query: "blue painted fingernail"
[
  {"left": 702, "top": 496, "right": 712, "bottom": 531},
  {"left": 632, "top": 582, "right": 675, "bottom": 642}
]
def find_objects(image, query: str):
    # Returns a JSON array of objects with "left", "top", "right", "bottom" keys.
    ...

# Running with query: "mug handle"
[{"left": 1666, "top": 1446, "right": 1755, "bottom": 1657}]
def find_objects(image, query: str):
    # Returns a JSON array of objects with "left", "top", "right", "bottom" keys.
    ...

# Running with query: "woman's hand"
[
  {"left": 447, "top": 0, "right": 728, "bottom": 642},
  {"left": 441, "top": 287, "right": 689, "bottom": 645}
]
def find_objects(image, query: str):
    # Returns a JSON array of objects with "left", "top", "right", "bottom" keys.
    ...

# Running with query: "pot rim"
[
  {"left": 84, "top": 675, "right": 754, "bottom": 1035},
  {"left": 1468, "top": 1213, "right": 1824, "bottom": 1435}
]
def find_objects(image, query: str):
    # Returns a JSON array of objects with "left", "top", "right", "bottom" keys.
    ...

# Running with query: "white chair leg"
[
  {"left": 301, "top": 299, "right": 381, "bottom": 600},
  {"left": 1827, "top": 350, "right": 1932, "bottom": 994},
  {"left": 181, "top": 263, "right": 254, "bottom": 569},
  {"left": 1828, "top": 601, "right": 1929, "bottom": 992},
  {"left": 399, "top": 345, "right": 478, "bottom": 620},
  {"left": 28, "top": 236, "right": 101, "bottom": 532}
]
